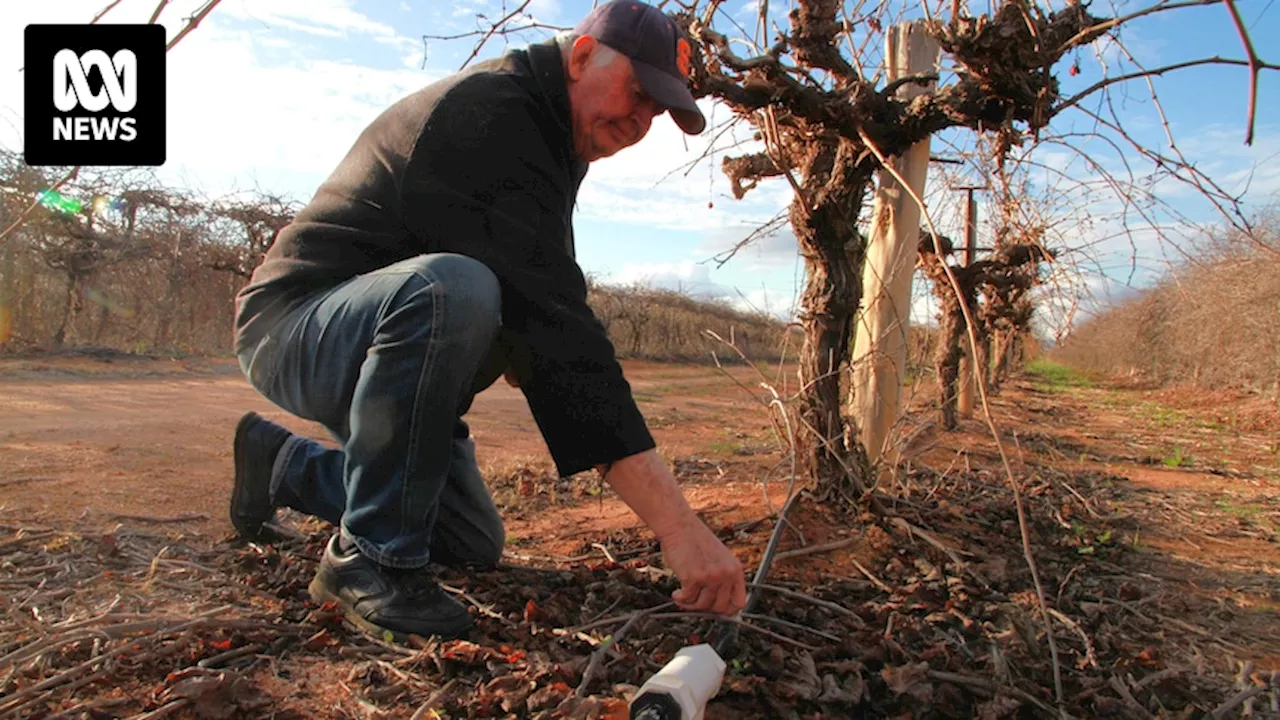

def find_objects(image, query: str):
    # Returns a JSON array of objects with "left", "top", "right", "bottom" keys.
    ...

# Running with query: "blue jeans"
[{"left": 237, "top": 253, "right": 508, "bottom": 569}]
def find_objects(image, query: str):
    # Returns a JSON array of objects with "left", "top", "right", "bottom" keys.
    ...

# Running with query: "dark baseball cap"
[{"left": 572, "top": 1, "right": 706, "bottom": 135}]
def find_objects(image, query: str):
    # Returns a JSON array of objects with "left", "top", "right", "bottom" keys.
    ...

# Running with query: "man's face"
[{"left": 565, "top": 36, "right": 662, "bottom": 162}]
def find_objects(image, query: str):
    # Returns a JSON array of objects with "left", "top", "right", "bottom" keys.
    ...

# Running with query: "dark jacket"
[{"left": 233, "top": 38, "right": 655, "bottom": 477}]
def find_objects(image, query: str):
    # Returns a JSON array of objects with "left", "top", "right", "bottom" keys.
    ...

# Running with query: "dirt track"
[
  {"left": 1, "top": 353, "right": 1278, "bottom": 718},
  {"left": 0, "top": 355, "right": 787, "bottom": 551}
]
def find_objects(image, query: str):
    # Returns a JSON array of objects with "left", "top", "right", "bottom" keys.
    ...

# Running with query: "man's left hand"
[
  {"left": 659, "top": 519, "right": 747, "bottom": 615},
  {"left": 597, "top": 449, "right": 747, "bottom": 617}
]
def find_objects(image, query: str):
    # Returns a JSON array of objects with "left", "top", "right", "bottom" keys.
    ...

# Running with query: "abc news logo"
[{"left": 25, "top": 25, "right": 165, "bottom": 166}]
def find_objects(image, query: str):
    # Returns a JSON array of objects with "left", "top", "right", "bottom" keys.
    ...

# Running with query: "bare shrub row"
[
  {"left": 1053, "top": 209, "right": 1280, "bottom": 393},
  {"left": 0, "top": 155, "right": 791, "bottom": 364}
]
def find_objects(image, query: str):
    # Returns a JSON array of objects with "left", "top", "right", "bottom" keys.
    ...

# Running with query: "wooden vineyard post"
[
  {"left": 956, "top": 186, "right": 979, "bottom": 419},
  {"left": 849, "top": 20, "right": 941, "bottom": 464}
]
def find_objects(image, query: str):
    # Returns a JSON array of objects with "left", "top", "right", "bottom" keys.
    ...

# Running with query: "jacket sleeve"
[{"left": 399, "top": 84, "right": 656, "bottom": 477}]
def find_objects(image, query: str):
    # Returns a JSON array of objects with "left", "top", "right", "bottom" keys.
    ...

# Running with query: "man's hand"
[
  {"left": 597, "top": 449, "right": 747, "bottom": 616},
  {"left": 503, "top": 366, "right": 520, "bottom": 388},
  {"left": 659, "top": 519, "right": 747, "bottom": 615}
]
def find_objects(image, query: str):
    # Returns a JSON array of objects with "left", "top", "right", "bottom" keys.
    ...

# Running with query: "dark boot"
[
  {"left": 308, "top": 534, "right": 473, "bottom": 642},
  {"left": 230, "top": 411, "right": 292, "bottom": 540}
]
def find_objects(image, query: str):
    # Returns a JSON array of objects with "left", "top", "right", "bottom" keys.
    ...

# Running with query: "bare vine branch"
[
  {"left": 423, "top": 0, "right": 571, "bottom": 71},
  {"left": 1052, "top": 56, "right": 1276, "bottom": 117},
  {"left": 1221, "top": 0, "right": 1266, "bottom": 145},
  {"left": 91, "top": 0, "right": 127, "bottom": 24},
  {"left": 165, "top": 0, "right": 224, "bottom": 51},
  {"left": 1054, "top": 0, "right": 1226, "bottom": 53}
]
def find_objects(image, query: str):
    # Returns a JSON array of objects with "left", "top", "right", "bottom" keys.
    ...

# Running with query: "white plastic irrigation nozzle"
[
  {"left": 628, "top": 644, "right": 726, "bottom": 720},
  {"left": 630, "top": 494, "right": 802, "bottom": 719}
]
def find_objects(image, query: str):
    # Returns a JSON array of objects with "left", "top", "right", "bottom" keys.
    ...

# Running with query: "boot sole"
[{"left": 307, "top": 574, "right": 472, "bottom": 644}]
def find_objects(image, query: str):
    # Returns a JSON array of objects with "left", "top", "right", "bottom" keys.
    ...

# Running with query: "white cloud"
[
  {"left": 161, "top": 26, "right": 439, "bottom": 191},
  {"left": 610, "top": 260, "right": 729, "bottom": 296},
  {"left": 606, "top": 259, "right": 796, "bottom": 318},
  {"left": 579, "top": 100, "right": 791, "bottom": 232},
  {"left": 527, "top": 0, "right": 564, "bottom": 23},
  {"left": 216, "top": 0, "right": 405, "bottom": 41},
  {"left": 1171, "top": 124, "right": 1280, "bottom": 201}
]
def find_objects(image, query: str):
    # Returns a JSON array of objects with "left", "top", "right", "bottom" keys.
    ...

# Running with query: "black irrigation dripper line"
[{"left": 712, "top": 489, "right": 804, "bottom": 658}]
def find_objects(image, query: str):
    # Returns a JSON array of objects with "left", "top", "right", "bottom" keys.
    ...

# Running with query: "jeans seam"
[
  {"left": 338, "top": 256, "right": 491, "bottom": 570},
  {"left": 335, "top": 265, "right": 444, "bottom": 570},
  {"left": 248, "top": 334, "right": 282, "bottom": 395},
  {"left": 251, "top": 296, "right": 323, "bottom": 404},
  {"left": 391, "top": 266, "right": 445, "bottom": 568}
]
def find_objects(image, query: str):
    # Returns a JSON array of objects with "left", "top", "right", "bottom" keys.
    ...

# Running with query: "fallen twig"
[
  {"left": 889, "top": 517, "right": 982, "bottom": 585},
  {"left": 1131, "top": 666, "right": 1188, "bottom": 691},
  {"left": 439, "top": 583, "right": 516, "bottom": 627},
  {"left": 0, "top": 606, "right": 232, "bottom": 714},
  {"left": 590, "top": 543, "right": 618, "bottom": 564},
  {"left": 570, "top": 602, "right": 677, "bottom": 635},
  {"left": 928, "top": 670, "right": 1061, "bottom": 717},
  {"left": 1054, "top": 477, "right": 1104, "bottom": 520},
  {"left": 742, "top": 612, "right": 841, "bottom": 642},
  {"left": 124, "top": 698, "right": 190, "bottom": 720},
  {"left": 848, "top": 556, "right": 894, "bottom": 595},
  {"left": 1210, "top": 685, "right": 1267, "bottom": 719},
  {"left": 773, "top": 536, "right": 857, "bottom": 561},
  {"left": 409, "top": 678, "right": 459, "bottom": 720},
  {"left": 1049, "top": 609, "right": 1099, "bottom": 670},
  {"left": 107, "top": 512, "right": 208, "bottom": 524},
  {"left": 197, "top": 642, "right": 263, "bottom": 669},
  {"left": 0, "top": 530, "right": 57, "bottom": 552},
  {"left": 0, "top": 617, "right": 179, "bottom": 669},
  {"left": 1, "top": 669, "right": 112, "bottom": 719},
  {"left": 45, "top": 696, "right": 130, "bottom": 720},
  {"left": 746, "top": 582, "right": 866, "bottom": 627},
  {"left": 1109, "top": 675, "right": 1156, "bottom": 720},
  {"left": 644, "top": 612, "right": 820, "bottom": 651},
  {"left": 570, "top": 605, "right": 819, "bottom": 651},
  {"left": 576, "top": 603, "right": 656, "bottom": 698}
]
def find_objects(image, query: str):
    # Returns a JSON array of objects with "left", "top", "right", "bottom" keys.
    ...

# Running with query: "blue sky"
[{"left": 2, "top": 0, "right": 1277, "bottom": 331}]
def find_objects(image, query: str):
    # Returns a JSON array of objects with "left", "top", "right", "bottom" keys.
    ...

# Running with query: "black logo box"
[{"left": 24, "top": 24, "right": 166, "bottom": 167}]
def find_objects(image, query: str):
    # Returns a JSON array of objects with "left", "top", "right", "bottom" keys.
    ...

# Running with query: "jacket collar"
[
  {"left": 521, "top": 38, "right": 588, "bottom": 180},
  {"left": 523, "top": 40, "right": 572, "bottom": 137}
]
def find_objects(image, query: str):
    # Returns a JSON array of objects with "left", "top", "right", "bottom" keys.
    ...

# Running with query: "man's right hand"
[{"left": 659, "top": 519, "right": 747, "bottom": 615}]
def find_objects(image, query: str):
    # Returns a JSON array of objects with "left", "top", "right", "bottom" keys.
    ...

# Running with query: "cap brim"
[{"left": 632, "top": 59, "right": 706, "bottom": 135}]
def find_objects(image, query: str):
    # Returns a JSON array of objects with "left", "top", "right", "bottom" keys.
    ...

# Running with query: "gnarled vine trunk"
[
  {"left": 791, "top": 135, "right": 875, "bottom": 500},
  {"left": 935, "top": 303, "right": 965, "bottom": 430}
]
